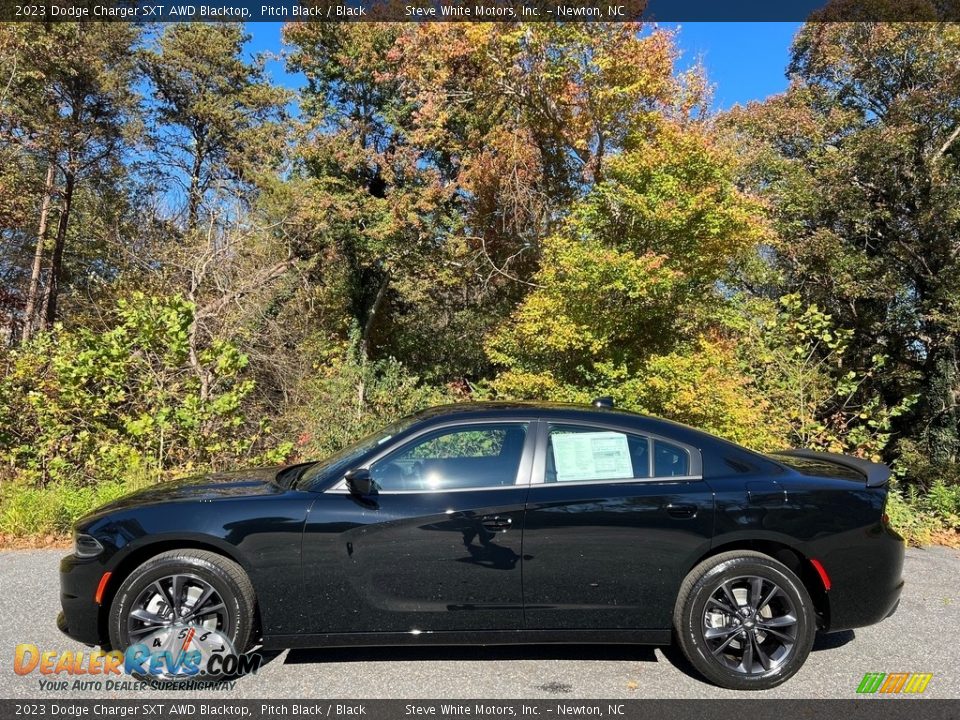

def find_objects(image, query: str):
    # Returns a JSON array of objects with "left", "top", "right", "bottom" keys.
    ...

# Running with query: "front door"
[
  {"left": 522, "top": 421, "right": 714, "bottom": 630},
  {"left": 302, "top": 421, "right": 533, "bottom": 634}
]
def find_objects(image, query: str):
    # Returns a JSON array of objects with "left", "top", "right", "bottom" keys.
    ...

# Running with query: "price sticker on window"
[{"left": 552, "top": 431, "right": 634, "bottom": 482}]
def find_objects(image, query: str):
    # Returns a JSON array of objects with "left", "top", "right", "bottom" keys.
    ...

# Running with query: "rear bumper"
[
  {"left": 818, "top": 525, "right": 905, "bottom": 632},
  {"left": 58, "top": 553, "right": 105, "bottom": 646}
]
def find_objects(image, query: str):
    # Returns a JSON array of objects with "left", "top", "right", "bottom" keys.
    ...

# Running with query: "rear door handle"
[
  {"left": 480, "top": 515, "right": 513, "bottom": 532},
  {"left": 666, "top": 503, "right": 698, "bottom": 519}
]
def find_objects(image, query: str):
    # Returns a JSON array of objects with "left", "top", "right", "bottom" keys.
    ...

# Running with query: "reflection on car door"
[
  {"left": 301, "top": 421, "right": 533, "bottom": 635},
  {"left": 522, "top": 422, "right": 714, "bottom": 630}
]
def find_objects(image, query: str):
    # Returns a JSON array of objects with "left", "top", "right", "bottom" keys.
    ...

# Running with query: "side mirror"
[{"left": 345, "top": 468, "right": 376, "bottom": 496}]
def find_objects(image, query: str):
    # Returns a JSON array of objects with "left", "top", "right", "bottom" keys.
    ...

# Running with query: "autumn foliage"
[{"left": 1, "top": 22, "right": 959, "bottom": 540}]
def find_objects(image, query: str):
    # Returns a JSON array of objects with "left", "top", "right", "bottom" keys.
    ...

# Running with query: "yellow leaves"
[
  {"left": 635, "top": 338, "right": 787, "bottom": 450},
  {"left": 603, "top": 121, "right": 770, "bottom": 278},
  {"left": 486, "top": 228, "right": 687, "bottom": 378},
  {"left": 485, "top": 109, "right": 771, "bottom": 440}
]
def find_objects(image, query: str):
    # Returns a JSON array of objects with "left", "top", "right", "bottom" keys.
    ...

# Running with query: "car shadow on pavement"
[
  {"left": 283, "top": 644, "right": 659, "bottom": 665},
  {"left": 278, "top": 630, "right": 856, "bottom": 684},
  {"left": 812, "top": 629, "right": 855, "bottom": 651}
]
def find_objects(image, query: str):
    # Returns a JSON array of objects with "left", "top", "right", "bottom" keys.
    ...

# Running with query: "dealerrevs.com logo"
[
  {"left": 14, "top": 626, "right": 261, "bottom": 691},
  {"left": 856, "top": 673, "right": 934, "bottom": 694}
]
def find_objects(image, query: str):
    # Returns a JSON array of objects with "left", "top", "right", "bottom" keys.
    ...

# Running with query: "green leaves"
[
  {"left": 485, "top": 116, "right": 780, "bottom": 448},
  {"left": 728, "top": 22, "right": 960, "bottom": 467},
  {"left": 0, "top": 294, "right": 266, "bottom": 487}
]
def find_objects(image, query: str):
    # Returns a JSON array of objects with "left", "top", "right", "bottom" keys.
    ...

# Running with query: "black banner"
[
  {"left": 0, "top": 700, "right": 958, "bottom": 720},
  {"left": 3, "top": 0, "right": 960, "bottom": 22}
]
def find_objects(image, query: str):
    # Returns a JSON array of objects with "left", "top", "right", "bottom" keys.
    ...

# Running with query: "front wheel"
[
  {"left": 674, "top": 551, "right": 816, "bottom": 690},
  {"left": 108, "top": 549, "right": 256, "bottom": 681}
]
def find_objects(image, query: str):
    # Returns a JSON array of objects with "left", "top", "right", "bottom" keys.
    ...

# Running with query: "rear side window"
[
  {"left": 545, "top": 425, "right": 694, "bottom": 482},
  {"left": 546, "top": 425, "right": 651, "bottom": 483}
]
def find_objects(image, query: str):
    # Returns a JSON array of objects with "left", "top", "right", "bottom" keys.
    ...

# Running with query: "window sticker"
[{"left": 552, "top": 431, "right": 634, "bottom": 482}]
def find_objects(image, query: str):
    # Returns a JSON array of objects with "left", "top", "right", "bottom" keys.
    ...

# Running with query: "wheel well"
[
  {"left": 97, "top": 539, "right": 263, "bottom": 644},
  {"left": 692, "top": 540, "right": 830, "bottom": 630}
]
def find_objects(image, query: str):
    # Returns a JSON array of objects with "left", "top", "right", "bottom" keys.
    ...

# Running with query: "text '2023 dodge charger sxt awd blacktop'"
[{"left": 58, "top": 399, "right": 904, "bottom": 690}]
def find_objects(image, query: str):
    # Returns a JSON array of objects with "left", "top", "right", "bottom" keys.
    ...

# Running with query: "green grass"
[{"left": 0, "top": 474, "right": 150, "bottom": 537}]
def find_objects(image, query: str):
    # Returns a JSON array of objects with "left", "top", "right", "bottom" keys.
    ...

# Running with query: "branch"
[
  {"left": 195, "top": 258, "right": 296, "bottom": 321},
  {"left": 467, "top": 235, "right": 544, "bottom": 289},
  {"left": 933, "top": 124, "right": 960, "bottom": 163}
]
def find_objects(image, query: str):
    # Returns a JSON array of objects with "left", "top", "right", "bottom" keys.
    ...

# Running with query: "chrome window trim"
[{"left": 528, "top": 475, "right": 703, "bottom": 489}]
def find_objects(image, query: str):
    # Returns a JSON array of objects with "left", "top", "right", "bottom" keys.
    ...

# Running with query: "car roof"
[
  {"left": 405, "top": 401, "right": 719, "bottom": 447},
  {"left": 400, "top": 401, "right": 789, "bottom": 479}
]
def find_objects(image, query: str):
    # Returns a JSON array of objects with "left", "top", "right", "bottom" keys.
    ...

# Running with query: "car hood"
[{"left": 90, "top": 466, "right": 290, "bottom": 514}]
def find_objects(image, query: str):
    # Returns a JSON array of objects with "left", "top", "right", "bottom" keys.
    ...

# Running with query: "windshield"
[{"left": 295, "top": 417, "right": 417, "bottom": 489}]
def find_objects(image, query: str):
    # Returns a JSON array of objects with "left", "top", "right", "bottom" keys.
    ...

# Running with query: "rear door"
[
  {"left": 301, "top": 419, "right": 534, "bottom": 634},
  {"left": 522, "top": 420, "right": 714, "bottom": 630}
]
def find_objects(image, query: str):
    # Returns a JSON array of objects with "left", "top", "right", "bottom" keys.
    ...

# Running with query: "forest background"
[{"left": 2, "top": 21, "right": 959, "bottom": 545}]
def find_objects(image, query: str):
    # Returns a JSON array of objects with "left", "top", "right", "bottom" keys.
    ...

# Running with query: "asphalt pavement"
[{"left": 1, "top": 547, "right": 957, "bottom": 699}]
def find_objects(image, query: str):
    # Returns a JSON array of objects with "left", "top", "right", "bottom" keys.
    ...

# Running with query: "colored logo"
[
  {"left": 857, "top": 673, "right": 933, "bottom": 694},
  {"left": 14, "top": 626, "right": 260, "bottom": 681}
]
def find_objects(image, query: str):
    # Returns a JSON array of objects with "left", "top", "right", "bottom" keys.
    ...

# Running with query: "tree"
[
  {"left": 142, "top": 23, "right": 290, "bottom": 230},
  {"left": 283, "top": 23, "right": 703, "bottom": 382},
  {"left": 0, "top": 23, "right": 141, "bottom": 333},
  {"left": 486, "top": 122, "right": 779, "bottom": 447},
  {"left": 285, "top": 22, "right": 456, "bottom": 376},
  {"left": 727, "top": 23, "right": 960, "bottom": 464}
]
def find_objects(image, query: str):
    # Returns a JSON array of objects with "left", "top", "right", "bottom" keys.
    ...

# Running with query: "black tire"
[
  {"left": 673, "top": 550, "right": 816, "bottom": 691},
  {"left": 108, "top": 549, "right": 255, "bottom": 681}
]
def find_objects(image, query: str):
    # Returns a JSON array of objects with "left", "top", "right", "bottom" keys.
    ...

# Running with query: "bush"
[
  {"left": 885, "top": 481, "right": 960, "bottom": 546},
  {"left": 287, "top": 337, "right": 453, "bottom": 461},
  {"left": 885, "top": 438, "right": 960, "bottom": 545},
  {"left": 0, "top": 473, "right": 150, "bottom": 537},
  {"left": 0, "top": 293, "right": 280, "bottom": 488}
]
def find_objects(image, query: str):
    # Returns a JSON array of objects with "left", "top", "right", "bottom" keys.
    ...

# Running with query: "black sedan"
[{"left": 58, "top": 400, "right": 904, "bottom": 690}]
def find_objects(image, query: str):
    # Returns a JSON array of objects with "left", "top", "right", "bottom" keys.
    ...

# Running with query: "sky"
[{"left": 246, "top": 22, "right": 802, "bottom": 111}]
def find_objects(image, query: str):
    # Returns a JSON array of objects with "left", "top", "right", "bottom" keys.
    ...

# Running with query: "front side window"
[{"left": 370, "top": 423, "right": 528, "bottom": 491}]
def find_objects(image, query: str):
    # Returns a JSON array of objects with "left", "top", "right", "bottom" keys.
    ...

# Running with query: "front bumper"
[{"left": 58, "top": 553, "right": 106, "bottom": 646}]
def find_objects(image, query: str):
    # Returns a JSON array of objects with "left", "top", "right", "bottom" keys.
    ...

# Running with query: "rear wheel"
[
  {"left": 674, "top": 551, "right": 816, "bottom": 690},
  {"left": 108, "top": 550, "right": 255, "bottom": 681}
]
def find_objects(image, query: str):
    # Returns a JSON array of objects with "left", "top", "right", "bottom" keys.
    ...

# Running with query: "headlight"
[{"left": 74, "top": 532, "right": 104, "bottom": 558}]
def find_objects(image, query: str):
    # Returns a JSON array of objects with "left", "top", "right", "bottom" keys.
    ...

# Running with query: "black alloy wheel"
[
  {"left": 674, "top": 550, "right": 816, "bottom": 690},
  {"left": 108, "top": 549, "right": 256, "bottom": 681}
]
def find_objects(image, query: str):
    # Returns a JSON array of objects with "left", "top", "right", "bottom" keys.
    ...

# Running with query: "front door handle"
[
  {"left": 666, "top": 503, "right": 698, "bottom": 519},
  {"left": 480, "top": 515, "right": 513, "bottom": 532}
]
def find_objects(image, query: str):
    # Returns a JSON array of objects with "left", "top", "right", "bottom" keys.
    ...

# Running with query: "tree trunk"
[
  {"left": 187, "top": 148, "right": 203, "bottom": 230},
  {"left": 21, "top": 163, "right": 56, "bottom": 343},
  {"left": 41, "top": 171, "right": 75, "bottom": 330},
  {"left": 355, "top": 274, "right": 389, "bottom": 416},
  {"left": 359, "top": 275, "right": 390, "bottom": 362}
]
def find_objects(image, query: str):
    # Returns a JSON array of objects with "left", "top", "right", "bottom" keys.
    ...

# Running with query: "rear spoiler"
[{"left": 778, "top": 449, "right": 892, "bottom": 487}]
